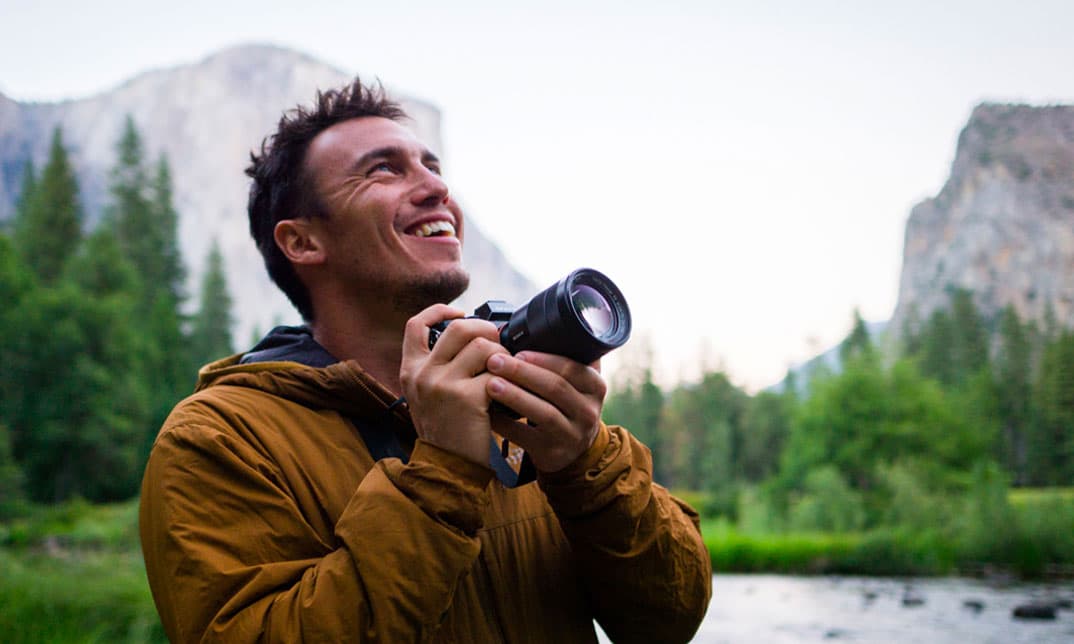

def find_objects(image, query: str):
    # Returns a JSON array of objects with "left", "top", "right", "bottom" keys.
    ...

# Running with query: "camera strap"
[{"left": 350, "top": 399, "right": 536, "bottom": 488}]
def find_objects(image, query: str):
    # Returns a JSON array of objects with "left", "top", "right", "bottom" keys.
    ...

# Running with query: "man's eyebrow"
[{"left": 351, "top": 146, "right": 440, "bottom": 171}]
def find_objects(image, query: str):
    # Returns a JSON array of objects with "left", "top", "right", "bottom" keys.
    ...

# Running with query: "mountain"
[
  {"left": 0, "top": 44, "right": 535, "bottom": 344},
  {"left": 890, "top": 103, "right": 1074, "bottom": 338}
]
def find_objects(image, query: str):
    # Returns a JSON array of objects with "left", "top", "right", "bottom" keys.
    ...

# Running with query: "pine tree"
[
  {"left": 8, "top": 159, "right": 37, "bottom": 236},
  {"left": 14, "top": 127, "right": 83, "bottom": 284},
  {"left": 107, "top": 115, "right": 155, "bottom": 299},
  {"left": 1029, "top": 331, "right": 1074, "bottom": 485},
  {"left": 840, "top": 309, "right": 874, "bottom": 366},
  {"left": 149, "top": 154, "right": 186, "bottom": 302},
  {"left": 190, "top": 240, "right": 235, "bottom": 367},
  {"left": 995, "top": 306, "right": 1032, "bottom": 484},
  {"left": 949, "top": 289, "right": 989, "bottom": 380}
]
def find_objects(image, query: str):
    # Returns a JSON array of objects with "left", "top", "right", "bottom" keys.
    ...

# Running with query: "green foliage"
[
  {"left": 778, "top": 355, "right": 987, "bottom": 524},
  {"left": 190, "top": 239, "right": 235, "bottom": 366},
  {"left": 1029, "top": 329, "right": 1074, "bottom": 485},
  {"left": 0, "top": 423, "right": 26, "bottom": 520},
  {"left": 995, "top": 306, "right": 1033, "bottom": 483},
  {"left": 738, "top": 391, "right": 791, "bottom": 483},
  {"left": 14, "top": 127, "right": 83, "bottom": 284},
  {"left": 0, "top": 500, "right": 165, "bottom": 643},
  {"left": 603, "top": 346, "right": 667, "bottom": 481},
  {"left": 839, "top": 309, "right": 873, "bottom": 365},
  {"left": 786, "top": 466, "right": 866, "bottom": 533},
  {"left": 2, "top": 282, "right": 150, "bottom": 502}
]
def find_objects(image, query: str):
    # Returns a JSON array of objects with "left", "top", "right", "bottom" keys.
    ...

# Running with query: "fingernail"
[
  {"left": 489, "top": 377, "right": 505, "bottom": 393},
  {"left": 488, "top": 354, "right": 505, "bottom": 371}
]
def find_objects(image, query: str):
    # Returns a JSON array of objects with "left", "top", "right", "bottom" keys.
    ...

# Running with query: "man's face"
[{"left": 302, "top": 116, "right": 469, "bottom": 313}]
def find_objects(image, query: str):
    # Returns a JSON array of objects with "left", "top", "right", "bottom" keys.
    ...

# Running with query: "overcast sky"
[{"left": 3, "top": 0, "right": 1073, "bottom": 390}]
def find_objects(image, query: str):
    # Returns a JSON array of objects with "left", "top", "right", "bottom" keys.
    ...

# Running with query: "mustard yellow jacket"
[{"left": 139, "top": 354, "right": 711, "bottom": 643}]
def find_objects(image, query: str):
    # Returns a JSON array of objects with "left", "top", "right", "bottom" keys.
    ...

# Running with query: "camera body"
[{"left": 428, "top": 268, "right": 631, "bottom": 365}]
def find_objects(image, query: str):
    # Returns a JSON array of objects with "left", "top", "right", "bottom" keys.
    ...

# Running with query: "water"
[
  {"left": 598, "top": 575, "right": 1074, "bottom": 643},
  {"left": 695, "top": 575, "right": 1074, "bottom": 643}
]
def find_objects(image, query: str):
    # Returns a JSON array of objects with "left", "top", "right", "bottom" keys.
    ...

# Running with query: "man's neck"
[{"left": 309, "top": 303, "right": 407, "bottom": 395}]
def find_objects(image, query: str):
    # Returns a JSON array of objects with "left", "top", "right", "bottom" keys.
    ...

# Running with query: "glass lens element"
[{"left": 571, "top": 285, "right": 615, "bottom": 338}]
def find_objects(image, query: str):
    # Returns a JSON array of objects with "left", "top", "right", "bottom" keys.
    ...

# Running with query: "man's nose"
[{"left": 410, "top": 166, "right": 450, "bottom": 207}]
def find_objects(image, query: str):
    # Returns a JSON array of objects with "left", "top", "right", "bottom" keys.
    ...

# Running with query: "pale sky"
[{"left": 3, "top": 0, "right": 1073, "bottom": 391}]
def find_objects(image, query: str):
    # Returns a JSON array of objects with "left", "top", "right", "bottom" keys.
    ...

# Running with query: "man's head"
[{"left": 246, "top": 78, "right": 467, "bottom": 321}]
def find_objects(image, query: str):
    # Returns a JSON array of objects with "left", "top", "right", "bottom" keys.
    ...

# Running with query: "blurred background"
[{"left": 1, "top": 1, "right": 1072, "bottom": 641}]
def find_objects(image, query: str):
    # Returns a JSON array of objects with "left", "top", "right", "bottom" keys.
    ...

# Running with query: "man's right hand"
[{"left": 400, "top": 304, "right": 508, "bottom": 467}]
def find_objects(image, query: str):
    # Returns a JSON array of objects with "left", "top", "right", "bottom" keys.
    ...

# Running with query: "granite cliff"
[
  {"left": 0, "top": 44, "right": 535, "bottom": 344},
  {"left": 891, "top": 103, "right": 1074, "bottom": 338}
]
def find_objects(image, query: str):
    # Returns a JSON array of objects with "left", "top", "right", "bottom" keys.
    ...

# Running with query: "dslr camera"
[{"left": 429, "top": 267, "right": 632, "bottom": 365}]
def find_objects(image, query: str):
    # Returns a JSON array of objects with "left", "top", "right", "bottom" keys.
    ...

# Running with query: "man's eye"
[{"left": 369, "top": 162, "right": 394, "bottom": 174}]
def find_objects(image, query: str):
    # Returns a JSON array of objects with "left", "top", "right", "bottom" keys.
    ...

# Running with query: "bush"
[{"left": 787, "top": 466, "right": 866, "bottom": 533}]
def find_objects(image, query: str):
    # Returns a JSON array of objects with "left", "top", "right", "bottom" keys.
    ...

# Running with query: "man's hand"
[
  {"left": 400, "top": 304, "right": 510, "bottom": 466},
  {"left": 484, "top": 351, "right": 607, "bottom": 473}
]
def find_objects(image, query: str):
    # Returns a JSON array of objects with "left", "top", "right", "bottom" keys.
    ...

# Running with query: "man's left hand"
[{"left": 484, "top": 351, "right": 606, "bottom": 473}]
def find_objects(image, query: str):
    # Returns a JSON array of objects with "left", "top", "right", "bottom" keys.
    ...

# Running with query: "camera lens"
[
  {"left": 499, "top": 267, "right": 631, "bottom": 364},
  {"left": 571, "top": 284, "right": 615, "bottom": 338}
]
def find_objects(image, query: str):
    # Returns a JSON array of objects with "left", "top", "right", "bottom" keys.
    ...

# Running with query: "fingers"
[
  {"left": 485, "top": 352, "right": 606, "bottom": 424},
  {"left": 403, "top": 304, "right": 465, "bottom": 361},
  {"left": 403, "top": 305, "right": 504, "bottom": 371}
]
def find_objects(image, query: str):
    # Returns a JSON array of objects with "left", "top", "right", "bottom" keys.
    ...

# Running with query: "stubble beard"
[{"left": 391, "top": 267, "right": 471, "bottom": 317}]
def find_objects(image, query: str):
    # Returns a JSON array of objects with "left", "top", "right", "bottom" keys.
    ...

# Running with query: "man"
[{"left": 139, "top": 78, "right": 711, "bottom": 643}]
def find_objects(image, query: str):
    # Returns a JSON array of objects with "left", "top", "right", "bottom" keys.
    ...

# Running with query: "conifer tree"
[
  {"left": 840, "top": 309, "right": 874, "bottom": 366},
  {"left": 995, "top": 306, "right": 1032, "bottom": 483},
  {"left": 149, "top": 155, "right": 186, "bottom": 302},
  {"left": 8, "top": 159, "right": 37, "bottom": 235},
  {"left": 190, "top": 240, "right": 235, "bottom": 367},
  {"left": 14, "top": 127, "right": 83, "bottom": 284},
  {"left": 1029, "top": 331, "right": 1074, "bottom": 485},
  {"left": 107, "top": 115, "right": 155, "bottom": 297}
]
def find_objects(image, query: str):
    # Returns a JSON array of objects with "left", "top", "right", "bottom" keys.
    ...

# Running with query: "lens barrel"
[{"left": 498, "top": 268, "right": 631, "bottom": 364}]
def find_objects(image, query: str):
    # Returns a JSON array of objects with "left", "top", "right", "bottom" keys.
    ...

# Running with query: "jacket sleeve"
[
  {"left": 537, "top": 423, "right": 712, "bottom": 644},
  {"left": 139, "top": 424, "right": 494, "bottom": 644}
]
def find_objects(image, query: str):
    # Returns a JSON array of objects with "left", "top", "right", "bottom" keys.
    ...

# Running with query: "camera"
[{"left": 429, "top": 267, "right": 632, "bottom": 364}]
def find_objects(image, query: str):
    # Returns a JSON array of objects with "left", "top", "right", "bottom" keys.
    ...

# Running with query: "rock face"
[
  {"left": 0, "top": 44, "right": 535, "bottom": 344},
  {"left": 891, "top": 104, "right": 1074, "bottom": 337}
]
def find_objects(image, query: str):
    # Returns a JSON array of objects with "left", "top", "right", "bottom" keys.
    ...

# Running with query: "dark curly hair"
[{"left": 245, "top": 78, "right": 407, "bottom": 320}]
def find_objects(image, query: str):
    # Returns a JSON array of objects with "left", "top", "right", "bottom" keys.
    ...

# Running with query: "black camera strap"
[{"left": 351, "top": 399, "right": 535, "bottom": 488}]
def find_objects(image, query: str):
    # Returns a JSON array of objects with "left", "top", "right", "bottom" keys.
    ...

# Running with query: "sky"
[{"left": 3, "top": 0, "right": 1074, "bottom": 391}]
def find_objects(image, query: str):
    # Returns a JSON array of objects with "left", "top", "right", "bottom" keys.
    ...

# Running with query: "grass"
[
  {"left": 0, "top": 498, "right": 166, "bottom": 644},
  {"left": 697, "top": 487, "right": 1074, "bottom": 578}
]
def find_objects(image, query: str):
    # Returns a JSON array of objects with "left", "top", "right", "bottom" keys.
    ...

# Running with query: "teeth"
[{"left": 414, "top": 220, "right": 456, "bottom": 238}]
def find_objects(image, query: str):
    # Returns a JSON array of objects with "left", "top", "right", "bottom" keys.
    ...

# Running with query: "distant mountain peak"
[{"left": 891, "top": 101, "right": 1074, "bottom": 338}]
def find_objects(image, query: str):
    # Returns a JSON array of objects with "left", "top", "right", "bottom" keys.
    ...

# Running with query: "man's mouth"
[{"left": 407, "top": 220, "right": 457, "bottom": 238}]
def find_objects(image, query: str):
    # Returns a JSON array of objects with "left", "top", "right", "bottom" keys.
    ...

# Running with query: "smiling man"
[{"left": 139, "top": 78, "right": 711, "bottom": 643}]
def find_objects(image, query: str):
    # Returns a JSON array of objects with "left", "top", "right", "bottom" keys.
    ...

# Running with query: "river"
[{"left": 598, "top": 574, "right": 1074, "bottom": 643}]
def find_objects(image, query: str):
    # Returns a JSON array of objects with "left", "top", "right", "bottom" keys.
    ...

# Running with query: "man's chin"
[{"left": 394, "top": 269, "right": 471, "bottom": 315}]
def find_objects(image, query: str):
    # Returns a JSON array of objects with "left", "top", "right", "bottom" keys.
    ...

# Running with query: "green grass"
[
  {"left": 0, "top": 499, "right": 166, "bottom": 644},
  {"left": 698, "top": 487, "right": 1074, "bottom": 578}
]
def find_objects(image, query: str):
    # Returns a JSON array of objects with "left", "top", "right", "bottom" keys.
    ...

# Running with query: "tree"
[
  {"left": 604, "top": 345, "right": 667, "bottom": 482},
  {"left": 739, "top": 391, "right": 792, "bottom": 483},
  {"left": 0, "top": 422, "right": 25, "bottom": 518},
  {"left": 3, "top": 279, "right": 150, "bottom": 502},
  {"left": 839, "top": 309, "right": 874, "bottom": 366},
  {"left": 1029, "top": 330, "right": 1074, "bottom": 485},
  {"left": 13, "top": 127, "right": 83, "bottom": 284},
  {"left": 994, "top": 306, "right": 1033, "bottom": 483},
  {"left": 149, "top": 155, "right": 186, "bottom": 302},
  {"left": 190, "top": 240, "right": 235, "bottom": 367},
  {"left": 107, "top": 115, "right": 154, "bottom": 298},
  {"left": 776, "top": 356, "right": 989, "bottom": 526}
]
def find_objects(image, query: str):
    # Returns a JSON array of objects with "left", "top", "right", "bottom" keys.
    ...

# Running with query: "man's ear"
[{"left": 274, "top": 219, "right": 326, "bottom": 266}]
